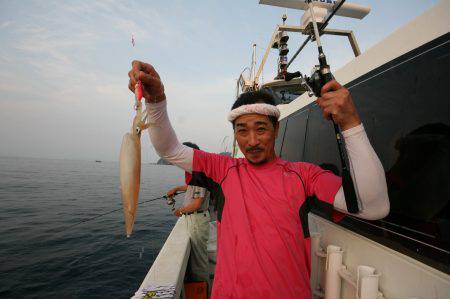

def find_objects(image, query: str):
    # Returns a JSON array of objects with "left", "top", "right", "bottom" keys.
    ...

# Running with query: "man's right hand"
[{"left": 128, "top": 60, "right": 166, "bottom": 103}]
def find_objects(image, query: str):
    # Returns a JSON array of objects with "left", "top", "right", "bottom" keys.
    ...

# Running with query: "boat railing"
[{"left": 134, "top": 218, "right": 191, "bottom": 299}]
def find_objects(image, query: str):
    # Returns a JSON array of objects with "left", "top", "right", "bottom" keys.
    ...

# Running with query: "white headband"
[{"left": 228, "top": 103, "right": 280, "bottom": 123}]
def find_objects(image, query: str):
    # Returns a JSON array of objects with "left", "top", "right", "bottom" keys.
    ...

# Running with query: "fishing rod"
[
  {"left": 64, "top": 191, "right": 186, "bottom": 231},
  {"left": 285, "top": 0, "right": 360, "bottom": 213}
]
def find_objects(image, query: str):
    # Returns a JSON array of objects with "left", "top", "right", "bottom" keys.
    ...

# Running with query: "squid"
[{"left": 119, "top": 81, "right": 150, "bottom": 237}]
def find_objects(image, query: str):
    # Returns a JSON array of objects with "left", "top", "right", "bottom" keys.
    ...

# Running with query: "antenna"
[
  {"left": 259, "top": 0, "right": 370, "bottom": 19},
  {"left": 251, "top": 43, "right": 257, "bottom": 82}
]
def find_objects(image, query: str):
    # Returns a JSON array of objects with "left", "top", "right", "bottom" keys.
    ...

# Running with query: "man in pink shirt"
[{"left": 127, "top": 61, "right": 389, "bottom": 298}]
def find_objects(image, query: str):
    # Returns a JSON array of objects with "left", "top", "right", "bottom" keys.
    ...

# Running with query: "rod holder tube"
[
  {"left": 357, "top": 265, "right": 380, "bottom": 299},
  {"left": 311, "top": 233, "right": 322, "bottom": 292},
  {"left": 324, "top": 245, "right": 343, "bottom": 299}
]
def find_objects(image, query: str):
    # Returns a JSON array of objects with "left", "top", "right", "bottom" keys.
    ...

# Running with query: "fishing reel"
[
  {"left": 308, "top": 65, "right": 335, "bottom": 97},
  {"left": 165, "top": 196, "right": 176, "bottom": 211},
  {"left": 164, "top": 191, "right": 185, "bottom": 211},
  {"left": 283, "top": 67, "right": 334, "bottom": 98},
  {"left": 164, "top": 194, "right": 178, "bottom": 211}
]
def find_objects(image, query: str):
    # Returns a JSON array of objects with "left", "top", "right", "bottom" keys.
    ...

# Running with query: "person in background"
[{"left": 166, "top": 141, "right": 211, "bottom": 284}]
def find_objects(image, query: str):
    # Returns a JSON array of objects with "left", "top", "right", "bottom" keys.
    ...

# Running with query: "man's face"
[{"left": 234, "top": 113, "right": 279, "bottom": 165}]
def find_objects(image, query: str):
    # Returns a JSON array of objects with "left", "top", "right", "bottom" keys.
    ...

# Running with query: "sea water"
[{"left": 0, "top": 156, "right": 185, "bottom": 298}]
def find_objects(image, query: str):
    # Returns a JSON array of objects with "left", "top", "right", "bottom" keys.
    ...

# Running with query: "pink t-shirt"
[{"left": 191, "top": 150, "right": 342, "bottom": 299}]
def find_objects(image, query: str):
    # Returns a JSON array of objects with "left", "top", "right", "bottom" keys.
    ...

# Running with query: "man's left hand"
[{"left": 316, "top": 80, "right": 361, "bottom": 131}]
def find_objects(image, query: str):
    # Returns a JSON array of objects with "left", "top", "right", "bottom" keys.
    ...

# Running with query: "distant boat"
[{"left": 95, "top": 160, "right": 102, "bottom": 163}]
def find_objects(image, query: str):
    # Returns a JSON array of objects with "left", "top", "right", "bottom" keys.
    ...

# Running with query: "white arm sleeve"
[
  {"left": 145, "top": 101, "right": 389, "bottom": 219},
  {"left": 145, "top": 101, "right": 193, "bottom": 172},
  {"left": 333, "top": 124, "right": 390, "bottom": 220}
]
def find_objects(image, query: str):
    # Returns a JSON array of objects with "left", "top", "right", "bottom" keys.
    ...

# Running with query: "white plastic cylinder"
[
  {"left": 310, "top": 233, "right": 321, "bottom": 292},
  {"left": 357, "top": 265, "right": 380, "bottom": 299},
  {"left": 324, "top": 245, "right": 343, "bottom": 299},
  {"left": 300, "top": 7, "right": 328, "bottom": 27}
]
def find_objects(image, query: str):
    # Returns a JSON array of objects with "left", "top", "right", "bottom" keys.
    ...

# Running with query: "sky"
[{"left": 0, "top": 0, "right": 438, "bottom": 162}]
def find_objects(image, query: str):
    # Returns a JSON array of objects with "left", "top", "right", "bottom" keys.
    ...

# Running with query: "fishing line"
[
  {"left": 63, "top": 191, "right": 186, "bottom": 231},
  {"left": 49, "top": 192, "right": 187, "bottom": 271}
]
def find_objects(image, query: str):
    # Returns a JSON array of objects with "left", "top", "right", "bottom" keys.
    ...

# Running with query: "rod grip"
[
  {"left": 341, "top": 168, "right": 359, "bottom": 213},
  {"left": 333, "top": 124, "right": 360, "bottom": 213}
]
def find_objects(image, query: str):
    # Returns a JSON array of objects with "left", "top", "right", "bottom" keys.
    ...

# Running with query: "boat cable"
[
  {"left": 63, "top": 191, "right": 186, "bottom": 230},
  {"left": 286, "top": 37, "right": 311, "bottom": 69}
]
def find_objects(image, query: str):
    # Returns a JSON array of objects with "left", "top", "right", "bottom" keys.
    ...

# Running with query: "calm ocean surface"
[{"left": 0, "top": 156, "right": 185, "bottom": 298}]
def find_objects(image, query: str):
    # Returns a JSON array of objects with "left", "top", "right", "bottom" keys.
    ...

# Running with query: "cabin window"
[
  {"left": 303, "top": 106, "right": 341, "bottom": 173},
  {"left": 279, "top": 109, "right": 310, "bottom": 161},
  {"left": 275, "top": 118, "right": 287, "bottom": 156},
  {"left": 303, "top": 33, "right": 450, "bottom": 273}
]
